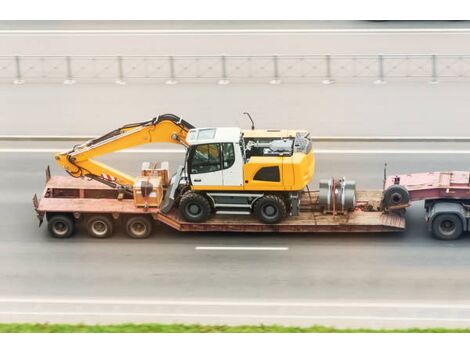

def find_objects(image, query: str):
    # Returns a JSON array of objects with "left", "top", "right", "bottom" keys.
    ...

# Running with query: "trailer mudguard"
[{"left": 427, "top": 201, "right": 467, "bottom": 232}]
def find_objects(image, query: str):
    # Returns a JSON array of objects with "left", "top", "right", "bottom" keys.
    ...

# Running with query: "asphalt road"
[{"left": 1, "top": 142, "right": 470, "bottom": 328}]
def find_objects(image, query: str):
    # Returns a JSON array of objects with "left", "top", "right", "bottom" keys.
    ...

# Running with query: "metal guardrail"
[{"left": 2, "top": 54, "right": 470, "bottom": 84}]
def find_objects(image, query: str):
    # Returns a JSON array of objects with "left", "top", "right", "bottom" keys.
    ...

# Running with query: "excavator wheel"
[
  {"left": 179, "top": 192, "right": 212, "bottom": 223},
  {"left": 253, "top": 194, "right": 287, "bottom": 224}
]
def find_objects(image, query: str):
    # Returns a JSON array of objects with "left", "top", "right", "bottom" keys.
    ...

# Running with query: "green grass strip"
[{"left": 1, "top": 323, "right": 470, "bottom": 333}]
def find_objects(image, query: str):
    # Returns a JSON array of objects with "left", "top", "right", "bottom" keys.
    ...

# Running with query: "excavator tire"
[
  {"left": 179, "top": 192, "right": 212, "bottom": 223},
  {"left": 253, "top": 194, "right": 287, "bottom": 224}
]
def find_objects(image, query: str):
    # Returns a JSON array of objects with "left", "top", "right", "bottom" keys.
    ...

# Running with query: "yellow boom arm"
[{"left": 55, "top": 114, "right": 194, "bottom": 189}]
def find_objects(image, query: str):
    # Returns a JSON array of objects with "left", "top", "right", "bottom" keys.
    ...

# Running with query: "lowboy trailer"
[
  {"left": 33, "top": 168, "right": 470, "bottom": 240},
  {"left": 33, "top": 168, "right": 405, "bottom": 238}
]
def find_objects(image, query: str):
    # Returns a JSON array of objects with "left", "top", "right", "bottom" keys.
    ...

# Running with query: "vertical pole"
[
  {"left": 221, "top": 56, "right": 227, "bottom": 80},
  {"left": 166, "top": 56, "right": 177, "bottom": 84},
  {"left": 322, "top": 54, "right": 334, "bottom": 84},
  {"left": 13, "top": 56, "right": 24, "bottom": 84},
  {"left": 116, "top": 56, "right": 126, "bottom": 84},
  {"left": 375, "top": 54, "right": 386, "bottom": 84},
  {"left": 64, "top": 56, "right": 75, "bottom": 84},
  {"left": 430, "top": 54, "right": 438, "bottom": 83},
  {"left": 383, "top": 162, "right": 388, "bottom": 192},
  {"left": 218, "top": 55, "right": 230, "bottom": 85},
  {"left": 270, "top": 55, "right": 281, "bottom": 84}
]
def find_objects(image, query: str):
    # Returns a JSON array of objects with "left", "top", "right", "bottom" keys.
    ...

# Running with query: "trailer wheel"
[
  {"left": 254, "top": 195, "right": 287, "bottom": 224},
  {"left": 179, "top": 192, "right": 211, "bottom": 222},
  {"left": 86, "top": 215, "right": 114, "bottom": 239},
  {"left": 432, "top": 214, "right": 463, "bottom": 240},
  {"left": 48, "top": 214, "right": 74, "bottom": 238},
  {"left": 125, "top": 216, "right": 153, "bottom": 239}
]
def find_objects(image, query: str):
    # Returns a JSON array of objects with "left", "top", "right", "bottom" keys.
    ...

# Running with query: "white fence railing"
[{"left": 2, "top": 54, "right": 470, "bottom": 84}]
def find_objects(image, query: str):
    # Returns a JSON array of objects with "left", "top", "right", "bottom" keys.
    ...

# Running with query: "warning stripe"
[{"left": 101, "top": 173, "right": 117, "bottom": 182}]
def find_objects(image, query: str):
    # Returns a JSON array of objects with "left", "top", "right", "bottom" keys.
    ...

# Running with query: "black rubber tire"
[
  {"left": 125, "top": 216, "right": 153, "bottom": 239},
  {"left": 431, "top": 214, "right": 463, "bottom": 240},
  {"left": 47, "top": 214, "right": 75, "bottom": 238},
  {"left": 86, "top": 215, "right": 114, "bottom": 239},
  {"left": 253, "top": 195, "right": 287, "bottom": 224},
  {"left": 383, "top": 185, "right": 410, "bottom": 208},
  {"left": 179, "top": 192, "right": 212, "bottom": 222}
]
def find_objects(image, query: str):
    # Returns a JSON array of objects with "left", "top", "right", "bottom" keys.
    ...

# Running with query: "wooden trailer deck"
[{"left": 34, "top": 176, "right": 405, "bottom": 233}]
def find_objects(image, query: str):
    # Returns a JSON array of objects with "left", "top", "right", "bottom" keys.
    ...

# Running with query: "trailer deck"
[
  {"left": 385, "top": 171, "right": 470, "bottom": 201},
  {"left": 34, "top": 175, "right": 405, "bottom": 233}
]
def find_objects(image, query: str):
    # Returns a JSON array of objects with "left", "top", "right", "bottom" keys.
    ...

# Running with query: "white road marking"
[
  {"left": 1, "top": 311, "right": 470, "bottom": 323},
  {"left": 1, "top": 297, "right": 470, "bottom": 310},
  {"left": 1, "top": 28, "right": 470, "bottom": 35},
  {"left": 195, "top": 246, "right": 288, "bottom": 251},
  {"left": 2, "top": 148, "right": 470, "bottom": 155},
  {"left": 317, "top": 149, "right": 470, "bottom": 154}
]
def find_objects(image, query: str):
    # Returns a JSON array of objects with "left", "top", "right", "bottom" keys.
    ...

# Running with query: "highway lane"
[{"left": 1, "top": 144, "right": 470, "bottom": 328}]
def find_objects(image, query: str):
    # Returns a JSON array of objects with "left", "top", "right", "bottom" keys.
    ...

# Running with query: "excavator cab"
[{"left": 185, "top": 127, "right": 245, "bottom": 189}]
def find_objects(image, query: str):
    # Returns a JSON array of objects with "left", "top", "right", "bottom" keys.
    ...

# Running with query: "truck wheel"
[
  {"left": 383, "top": 185, "right": 410, "bottom": 208},
  {"left": 125, "top": 216, "right": 153, "bottom": 239},
  {"left": 179, "top": 192, "right": 211, "bottom": 222},
  {"left": 86, "top": 215, "right": 114, "bottom": 238},
  {"left": 48, "top": 214, "right": 74, "bottom": 238},
  {"left": 254, "top": 195, "right": 287, "bottom": 224},
  {"left": 432, "top": 214, "right": 463, "bottom": 240}
]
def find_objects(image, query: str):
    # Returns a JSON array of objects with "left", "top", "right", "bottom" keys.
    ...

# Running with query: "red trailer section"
[
  {"left": 383, "top": 171, "right": 470, "bottom": 240},
  {"left": 385, "top": 171, "right": 470, "bottom": 202}
]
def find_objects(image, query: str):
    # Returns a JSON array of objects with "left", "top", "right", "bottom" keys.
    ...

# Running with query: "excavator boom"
[{"left": 55, "top": 114, "right": 194, "bottom": 189}]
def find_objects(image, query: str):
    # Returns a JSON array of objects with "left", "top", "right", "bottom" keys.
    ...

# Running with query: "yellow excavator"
[{"left": 56, "top": 114, "right": 314, "bottom": 224}]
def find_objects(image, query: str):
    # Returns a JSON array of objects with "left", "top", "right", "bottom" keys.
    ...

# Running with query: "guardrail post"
[
  {"left": 374, "top": 54, "right": 386, "bottom": 84},
  {"left": 430, "top": 54, "right": 438, "bottom": 84},
  {"left": 115, "top": 56, "right": 126, "bottom": 85},
  {"left": 166, "top": 56, "right": 178, "bottom": 85},
  {"left": 322, "top": 54, "right": 334, "bottom": 84},
  {"left": 13, "top": 56, "right": 24, "bottom": 84},
  {"left": 64, "top": 56, "right": 76, "bottom": 85},
  {"left": 217, "top": 55, "right": 230, "bottom": 85},
  {"left": 269, "top": 55, "right": 281, "bottom": 84}
]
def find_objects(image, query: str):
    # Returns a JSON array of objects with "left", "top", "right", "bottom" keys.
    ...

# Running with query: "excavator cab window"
[
  {"left": 222, "top": 143, "right": 235, "bottom": 169},
  {"left": 189, "top": 143, "right": 222, "bottom": 174}
]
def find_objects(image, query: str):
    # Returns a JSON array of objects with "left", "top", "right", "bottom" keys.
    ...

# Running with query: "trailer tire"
[
  {"left": 48, "top": 214, "right": 75, "bottom": 238},
  {"left": 432, "top": 214, "right": 463, "bottom": 240},
  {"left": 86, "top": 215, "right": 114, "bottom": 239},
  {"left": 125, "top": 216, "right": 153, "bottom": 239},
  {"left": 383, "top": 185, "right": 410, "bottom": 208},
  {"left": 254, "top": 194, "right": 287, "bottom": 224},
  {"left": 179, "top": 192, "right": 211, "bottom": 223}
]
